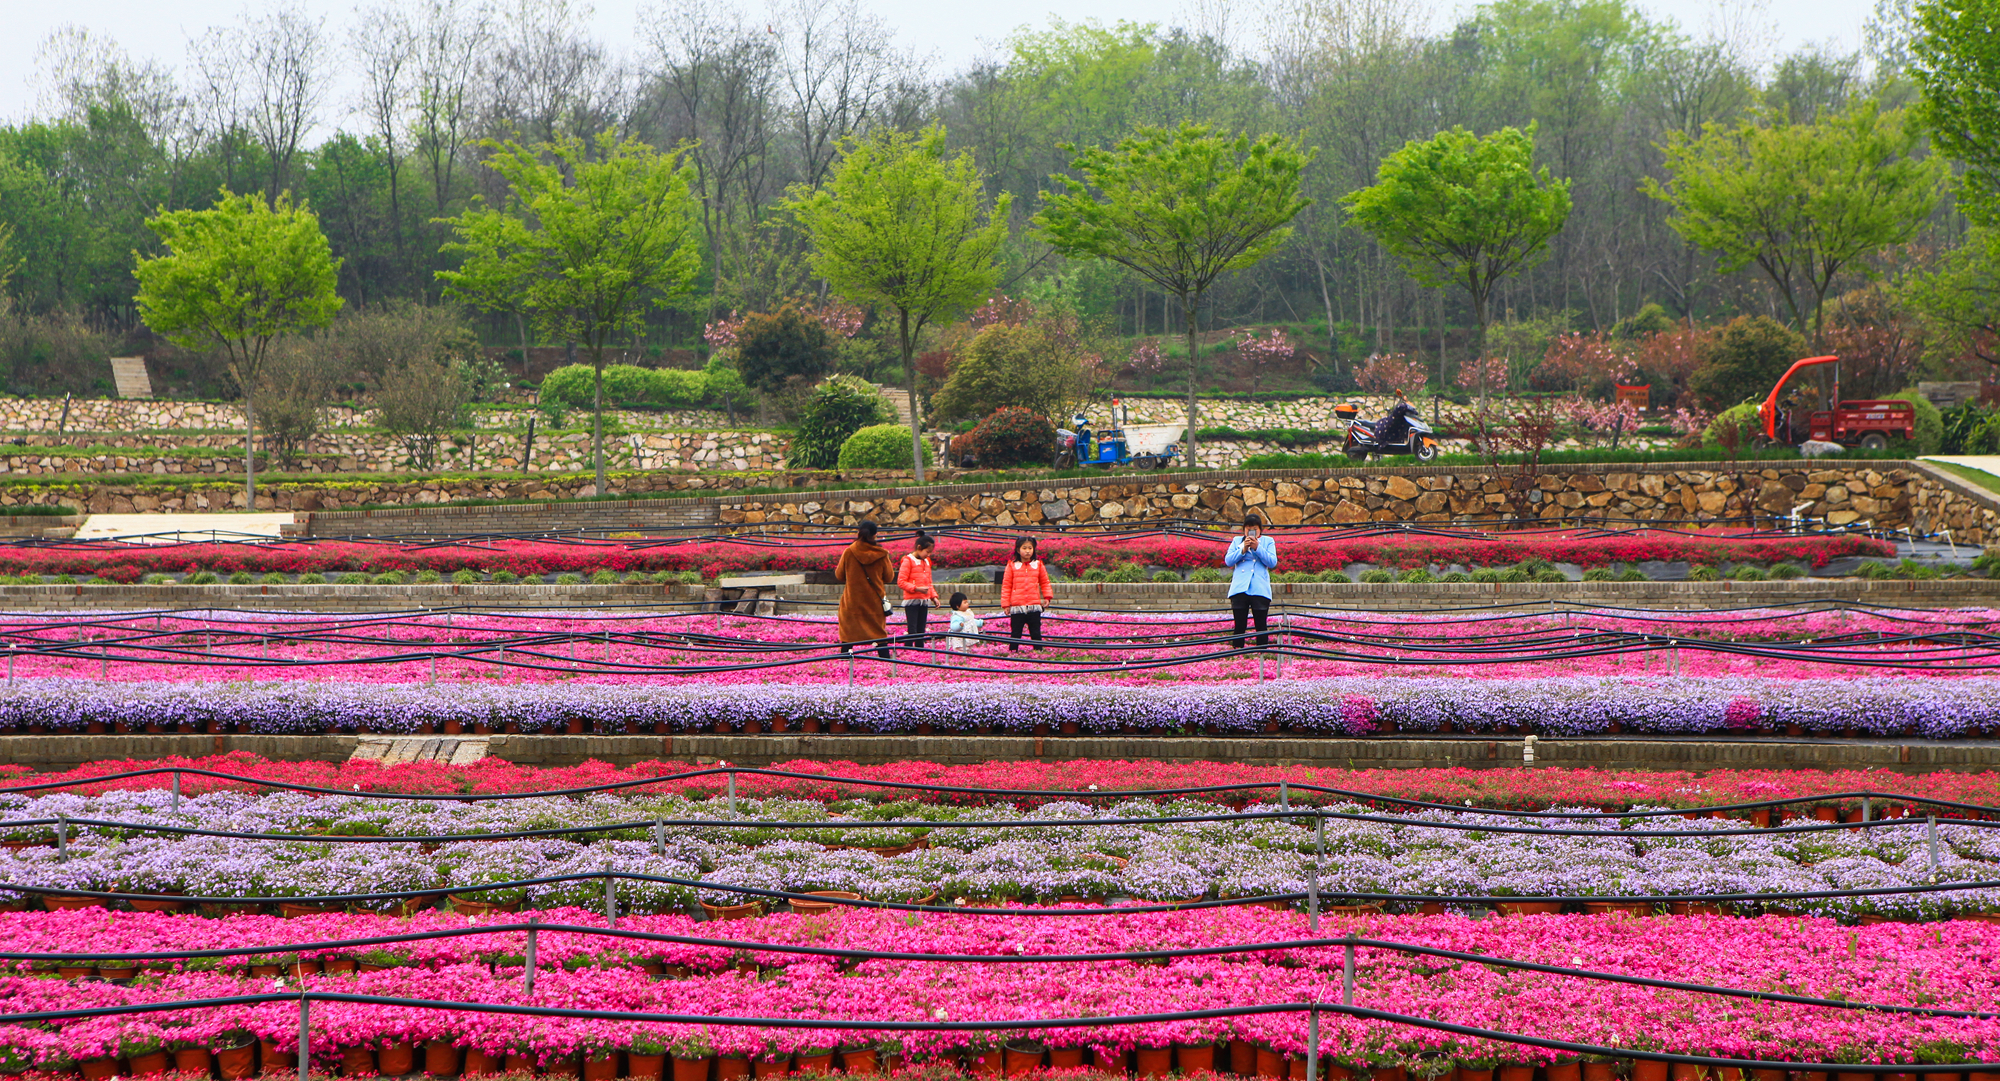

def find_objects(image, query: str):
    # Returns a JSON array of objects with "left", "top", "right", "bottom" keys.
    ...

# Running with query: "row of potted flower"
[
  {"left": 5, "top": 801, "right": 1999, "bottom": 920},
  {"left": 9, "top": 755, "right": 1999, "bottom": 816},
  {"left": 2, "top": 677, "right": 1998, "bottom": 739},
  {"left": 4, "top": 906, "right": 1999, "bottom": 1071}
]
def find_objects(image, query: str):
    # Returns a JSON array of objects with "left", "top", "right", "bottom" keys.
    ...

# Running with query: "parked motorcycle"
[{"left": 1337, "top": 399, "right": 1440, "bottom": 462}]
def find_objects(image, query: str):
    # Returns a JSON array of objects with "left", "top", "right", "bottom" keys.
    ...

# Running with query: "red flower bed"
[
  {"left": 3, "top": 752, "right": 1991, "bottom": 811},
  {"left": 0, "top": 530, "right": 1892, "bottom": 578}
]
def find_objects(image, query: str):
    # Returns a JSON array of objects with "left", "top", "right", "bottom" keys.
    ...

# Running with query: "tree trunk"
[
  {"left": 1473, "top": 288, "right": 1491, "bottom": 415},
  {"left": 1183, "top": 296, "right": 1200, "bottom": 469},
  {"left": 243, "top": 391, "right": 258, "bottom": 507},
  {"left": 902, "top": 309, "right": 925, "bottom": 485},
  {"left": 591, "top": 351, "right": 606, "bottom": 493}
]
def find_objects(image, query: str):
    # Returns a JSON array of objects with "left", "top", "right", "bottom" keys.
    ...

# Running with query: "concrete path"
[
  {"left": 350, "top": 736, "right": 489, "bottom": 766},
  {"left": 1925, "top": 455, "right": 2000, "bottom": 482},
  {"left": 73, "top": 513, "right": 296, "bottom": 543}
]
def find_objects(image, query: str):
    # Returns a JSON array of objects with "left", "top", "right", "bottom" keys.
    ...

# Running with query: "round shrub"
[
  {"left": 1315, "top": 569, "right": 1352, "bottom": 583},
  {"left": 837, "top": 424, "right": 931, "bottom": 471},
  {"left": 372, "top": 571, "right": 406, "bottom": 585},
  {"left": 1359, "top": 569, "right": 1395, "bottom": 583},
  {"left": 791, "top": 376, "right": 897, "bottom": 469},
  {"left": 53, "top": 574, "right": 76, "bottom": 585},
  {"left": 1856, "top": 560, "right": 1891, "bottom": 579},
  {"left": 186, "top": 570, "right": 219, "bottom": 584},
  {"left": 1187, "top": 567, "right": 1228, "bottom": 583},
  {"left": 1884, "top": 388, "right": 1944, "bottom": 454},
  {"left": 539, "top": 363, "right": 709, "bottom": 410},
  {"left": 1469, "top": 568, "right": 1503, "bottom": 583},
  {"left": 1151, "top": 570, "right": 1181, "bottom": 582},
  {"left": 1769, "top": 563, "right": 1805, "bottom": 580},
  {"left": 489, "top": 570, "right": 520, "bottom": 584},
  {"left": 1082, "top": 567, "right": 1110, "bottom": 582},
  {"left": 962, "top": 407, "right": 1056, "bottom": 469},
  {"left": 1531, "top": 568, "right": 1568, "bottom": 583},
  {"left": 1582, "top": 568, "right": 1615, "bottom": 581},
  {"left": 298, "top": 572, "right": 326, "bottom": 585},
  {"left": 338, "top": 572, "right": 369, "bottom": 585},
  {"left": 228, "top": 571, "right": 254, "bottom": 585},
  {"left": 451, "top": 570, "right": 479, "bottom": 584},
  {"left": 414, "top": 569, "right": 442, "bottom": 584},
  {"left": 260, "top": 572, "right": 288, "bottom": 584},
  {"left": 1702, "top": 402, "right": 1762, "bottom": 448},
  {"left": 1273, "top": 570, "right": 1316, "bottom": 583},
  {"left": 1617, "top": 568, "right": 1648, "bottom": 582},
  {"left": 958, "top": 571, "right": 990, "bottom": 584},
  {"left": 1105, "top": 562, "right": 1146, "bottom": 583},
  {"left": 1438, "top": 571, "right": 1471, "bottom": 583},
  {"left": 1732, "top": 565, "right": 1768, "bottom": 581},
  {"left": 1397, "top": 568, "right": 1435, "bottom": 583},
  {"left": 1688, "top": 564, "right": 1719, "bottom": 582},
  {"left": 555, "top": 572, "right": 584, "bottom": 585},
  {"left": 589, "top": 569, "right": 619, "bottom": 585}
]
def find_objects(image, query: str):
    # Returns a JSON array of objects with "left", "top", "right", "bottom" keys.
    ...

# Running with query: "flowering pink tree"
[
  {"left": 1232, "top": 327, "right": 1294, "bottom": 393},
  {"left": 1355, "top": 353, "right": 1428, "bottom": 396},
  {"left": 1454, "top": 355, "right": 1509, "bottom": 394},
  {"left": 1565, "top": 397, "right": 1642, "bottom": 448},
  {"left": 968, "top": 294, "right": 1035, "bottom": 328},
  {"left": 1127, "top": 341, "right": 1166, "bottom": 375},
  {"left": 1541, "top": 332, "right": 1637, "bottom": 390},
  {"left": 802, "top": 299, "right": 864, "bottom": 339},
  {"left": 1668, "top": 405, "right": 1713, "bottom": 439}
]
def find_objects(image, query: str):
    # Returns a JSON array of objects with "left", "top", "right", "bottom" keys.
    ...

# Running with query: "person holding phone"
[{"left": 1222, "top": 513, "right": 1278, "bottom": 648}]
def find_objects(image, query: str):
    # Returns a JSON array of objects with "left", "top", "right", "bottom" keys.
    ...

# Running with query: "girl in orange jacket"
[
  {"left": 896, "top": 529, "right": 939, "bottom": 648},
  {"left": 1000, "top": 536, "right": 1054, "bottom": 652}
]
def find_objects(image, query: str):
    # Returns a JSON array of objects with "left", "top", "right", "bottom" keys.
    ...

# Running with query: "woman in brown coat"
[{"left": 834, "top": 520, "right": 896, "bottom": 657}]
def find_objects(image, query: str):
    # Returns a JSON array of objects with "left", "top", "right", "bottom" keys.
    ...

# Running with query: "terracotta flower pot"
[
  {"left": 288, "top": 959, "right": 323, "bottom": 980},
  {"left": 752, "top": 1057, "right": 788, "bottom": 1079},
  {"left": 842, "top": 1049, "right": 879, "bottom": 1076},
  {"left": 790, "top": 891, "right": 862, "bottom": 915},
  {"left": 628, "top": 1054, "right": 668, "bottom": 1081},
  {"left": 1500, "top": 1067, "right": 1535, "bottom": 1081},
  {"left": 1584, "top": 1066, "right": 1617, "bottom": 1081},
  {"left": 1496, "top": 901, "right": 1563, "bottom": 916},
  {"left": 325, "top": 957, "right": 359, "bottom": 974},
  {"left": 425, "top": 1041, "right": 462, "bottom": 1076},
  {"left": 81, "top": 1058, "right": 122, "bottom": 1081},
  {"left": 1137, "top": 1047, "right": 1174, "bottom": 1078},
  {"left": 43, "top": 895, "right": 104, "bottom": 911},
  {"left": 795, "top": 1053, "right": 835, "bottom": 1075},
  {"left": 1003, "top": 1046, "right": 1042, "bottom": 1076},
  {"left": 341, "top": 1047, "right": 379, "bottom": 1076},
  {"left": 217, "top": 1043, "right": 257, "bottom": 1079},
  {"left": 966, "top": 1052, "right": 1003, "bottom": 1078},
  {"left": 463, "top": 1050, "right": 504, "bottom": 1076},
  {"left": 546, "top": 1055, "right": 583, "bottom": 1079},
  {"left": 1177, "top": 1046, "right": 1214, "bottom": 1074},
  {"left": 699, "top": 900, "right": 765, "bottom": 921},
  {"left": 1632, "top": 1062, "right": 1670, "bottom": 1081},
  {"left": 1547, "top": 1064, "right": 1581, "bottom": 1081},
  {"left": 127, "top": 894, "right": 190, "bottom": 914},
  {"left": 129, "top": 1051, "right": 171, "bottom": 1076},
  {"left": 716, "top": 1056, "right": 751, "bottom": 1081},
  {"left": 378, "top": 1042, "right": 415, "bottom": 1075},
  {"left": 1289, "top": 1058, "right": 1308, "bottom": 1081},
  {"left": 1093, "top": 1049, "right": 1129, "bottom": 1075},
  {"left": 583, "top": 1052, "right": 619, "bottom": 1081},
  {"left": 96, "top": 964, "right": 139, "bottom": 980},
  {"left": 1229, "top": 1041, "right": 1257, "bottom": 1076},
  {"left": 256, "top": 1040, "right": 294, "bottom": 1072},
  {"left": 1461, "top": 1071, "right": 1495, "bottom": 1081},
  {"left": 1253, "top": 1050, "right": 1286, "bottom": 1080},
  {"left": 504, "top": 1053, "right": 535, "bottom": 1073},
  {"left": 174, "top": 1049, "right": 213, "bottom": 1075},
  {"left": 1050, "top": 1048, "right": 1086, "bottom": 1070}
]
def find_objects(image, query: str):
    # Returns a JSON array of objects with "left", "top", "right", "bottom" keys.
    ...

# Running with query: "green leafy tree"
[
  {"left": 1035, "top": 123, "right": 1311, "bottom": 466},
  {"left": 788, "top": 126, "right": 1011, "bottom": 484},
  {"left": 930, "top": 310, "right": 1105, "bottom": 423},
  {"left": 1684, "top": 315, "right": 1807, "bottom": 410},
  {"left": 1904, "top": 225, "right": 2000, "bottom": 368},
  {"left": 133, "top": 189, "right": 343, "bottom": 505},
  {"left": 1341, "top": 125, "right": 1571, "bottom": 408},
  {"left": 733, "top": 304, "right": 836, "bottom": 394},
  {"left": 1910, "top": 0, "right": 2000, "bottom": 225},
  {"left": 1642, "top": 102, "right": 1946, "bottom": 348},
  {"left": 789, "top": 375, "right": 897, "bottom": 469},
  {"left": 436, "top": 132, "right": 703, "bottom": 491}
]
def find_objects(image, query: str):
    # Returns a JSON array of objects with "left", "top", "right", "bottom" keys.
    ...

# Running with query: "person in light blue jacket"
[{"left": 1222, "top": 512, "right": 1278, "bottom": 647}]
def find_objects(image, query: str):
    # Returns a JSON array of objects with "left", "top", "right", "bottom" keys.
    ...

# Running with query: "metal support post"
[
  {"left": 170, "top": 772, "right": 181, "bottom": 812},
  {"left": 1279, "top": 781, "right": 1288, "bottom": 811},
  {"left": 1927, "top": 816, "right": 1943, "bottom": 871},
  {"left": 1308, "top": 813, "right": 1324, "bottom": 932},
  {"left": 297, "top": 996, "right": 310, "bottom": 1081},
  {"left": 523, "top": 918, "right": 540, "bottom": 996},
  {"left": 429, "top": 655, "right": 437, "bottom": 686},
  {"left": 55, "top": 816, "right": 67, "bottom": 861},
  {"left": 1257, "top": 655, "right": 1264, "bottom": 682},
  {"left": 1307, "top": 1008, "right": 1320, "bottom": 1081},
  {"left": 1862, "top": 797, "right": 1871, "bottom": 822},
  {"left": 1342, "top": 938, "right": 1354, "bottom": 1005},
  {"left": 652, "top": 818, "right": 665, "bottom": 856},
  {"left": 846, "top": 653, "right": 855, "bottom": 685},
  {"left": 604, "top": 868, "right": 617, "bottom": 928},
  {"left": 727, "top": 772, "right": 737, "bottom": 816}
]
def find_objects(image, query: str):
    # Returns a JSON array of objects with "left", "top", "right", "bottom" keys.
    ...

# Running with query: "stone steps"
[
  {"left": 350, "top": 735, "right": 489, "bottom": 765},
  {"left": 109, "top": 358, "right": 153, "bottom": 400}
]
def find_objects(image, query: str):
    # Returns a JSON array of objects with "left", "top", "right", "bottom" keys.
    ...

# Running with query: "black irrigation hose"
[
  {"left": 0, "top": 993, "right": 1993, "bottom": 1073},
  {"left": 5, "top": 870, "right": 1997, "bottom": 910},
  {"left": 9, "top": 765, "right": 2000, "bottom": 822},
  {"left": 20, "top": 807, "right": 2000, "bottom": 842},
  {"left": 1, "top": 925, "right": 1990, "bottom": 1021}
]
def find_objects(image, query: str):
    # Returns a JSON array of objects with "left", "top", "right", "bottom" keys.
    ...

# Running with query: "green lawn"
[{"left": 1929, "top": 460, "right": 2000, "bottom": 496}]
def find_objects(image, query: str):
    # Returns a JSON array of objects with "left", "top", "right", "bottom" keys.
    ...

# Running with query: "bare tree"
[
  {"left": 484, "top": 0, "right": 627, "bottom": 146},
  {"left": 350, "top": 2, "right": 419, "bottom": 268},
  {"left": 410, "top": 0, "right": 493, "bottom": 218},
  {"left": 258, "top": 336, "right": 351, "bottom": 468},
  {"left": 768, "top": 0, "right": 922, "bottom": 187}
]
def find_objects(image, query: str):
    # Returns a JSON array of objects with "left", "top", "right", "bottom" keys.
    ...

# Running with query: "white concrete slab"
[
  {"left": 73, "top": 513, "right": 297, "bottom": 543},
  {"left": 716, "top": 573, "right": 806, "bottom": 587},
  {"left": 1926, "top": 456, "right": 2000, "bottom": 481}
]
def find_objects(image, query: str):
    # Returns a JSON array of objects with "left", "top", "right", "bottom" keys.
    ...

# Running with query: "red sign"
[{"left": 1614, "top": 384, "right": 1650, "bottom": 411}]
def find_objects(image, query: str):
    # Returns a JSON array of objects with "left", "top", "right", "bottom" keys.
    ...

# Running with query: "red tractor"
[{"left": 1755, "top": 355, "right": 1914, "bottom": 450}]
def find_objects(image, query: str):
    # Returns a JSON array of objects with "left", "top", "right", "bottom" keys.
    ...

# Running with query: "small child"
[{"left": 946, "top": 591, "right": 983, "bottom": 651}]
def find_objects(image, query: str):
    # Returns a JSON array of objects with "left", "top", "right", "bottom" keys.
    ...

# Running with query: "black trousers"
[
  {"left": 1230, "top": 592, "right": 1271, "bottom": 648},
  {"left": 1008, "top": 610, "right": 1044, "bottom": 651},
  {"left": 904, "top": 602, "right": 930, "bottom": 648}
]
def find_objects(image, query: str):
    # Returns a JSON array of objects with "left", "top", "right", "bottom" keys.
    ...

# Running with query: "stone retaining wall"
[
  {"left": 0, "top": 430, "right": 785, "bottom": 476},
  {"left": 0, "top": 397, "right": 732, "bottom": 433}
]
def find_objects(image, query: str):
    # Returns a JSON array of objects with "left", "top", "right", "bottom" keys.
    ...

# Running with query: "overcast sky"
[{"left": 1, "top": 0, "right": 1872, "bottom": 130}]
